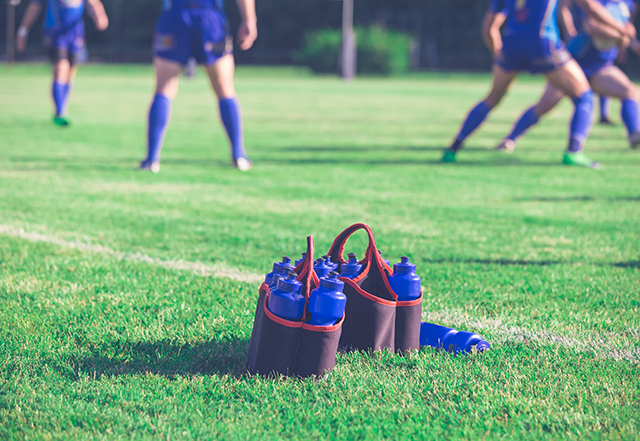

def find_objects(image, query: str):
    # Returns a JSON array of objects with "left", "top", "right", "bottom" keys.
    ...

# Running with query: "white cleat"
[
  {"left": 234, "top": 157, "right": 253, "bottom": 172},
  {"left": 139, "top": 160, "right": 160, "bottom": 173},
  {"left": 628, "top": 132, "right": 640, "bottom": 149},
  {"left": 495, "top": 139, "right": 516, "bottom": 153}
]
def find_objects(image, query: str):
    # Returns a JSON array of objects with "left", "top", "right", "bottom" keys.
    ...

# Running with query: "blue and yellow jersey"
[
  {"left": 162, "top": 0, "right": 225, "bottom": 11},
  {"left": 31, "top": 0, "right": 85, "bottom": 31},
  {"left": 567, "top": 0, "right": 634, "bottom": 67},
  {"left": 489, "top": 0, "right": 562, "bottom": 42}
]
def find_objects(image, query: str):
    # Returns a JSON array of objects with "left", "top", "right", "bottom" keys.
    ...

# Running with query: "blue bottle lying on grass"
[
  {"left": 340, "top": 253, "right": 362, "bottom": 279},
  {"left": 267, "top": 271, "right": 305, "bottom": 321},
  {"left": 308, "top": 272, "right": 347, "bottom": 326},
  {"left": 420, "top": 322, "right": 491, "bottom": 354},
  {"left": 388, "top": 256, "right": 421, "bottom": 301}
]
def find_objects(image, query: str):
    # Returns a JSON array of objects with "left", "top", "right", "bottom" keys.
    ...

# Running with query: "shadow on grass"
[
  {"left": 77, "top": 337, "right": 250, "bottom": 379},
  {"left": 612, "top": 261, "right": 640, "bottom": 269}
]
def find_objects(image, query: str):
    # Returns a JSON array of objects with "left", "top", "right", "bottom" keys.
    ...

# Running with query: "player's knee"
[
  {"left": 626, "top": 84, "right": 640, "bottom": 102},
  {"left": 572, "top": 90, "right": 594, "bottom": 112}
]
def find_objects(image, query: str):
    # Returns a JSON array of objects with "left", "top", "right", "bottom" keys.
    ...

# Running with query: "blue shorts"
[
  {"left": 497, "top": 34, "right": 572, "bottom": 74},
  {"left": 153, "top": 8, "right": 232, "bottom": 66},
  {"left": 578, "top": 58, "right": 613, "bottom": 79},
  {"left": 44, "top": 21, "right": 86, "bottom": 65}
]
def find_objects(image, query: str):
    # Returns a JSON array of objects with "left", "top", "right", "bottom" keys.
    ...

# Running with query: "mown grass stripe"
[
  {"left": 0, "top": 225, "right": 263, "bottom": 284},
  {"left": 1, "top": 224, "right": 638, "bottom": 364}
]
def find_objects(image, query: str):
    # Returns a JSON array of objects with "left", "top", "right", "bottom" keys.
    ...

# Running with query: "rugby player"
[
  {"left": 496, "top": 0, "right": 640, "bottom": 152},
  {"left": 16, "top": 0, "right": 109, "bottom": 126},
  {"left": 139, "top": 0, "right": 257, "bottom": 173},
  {"left": 442, "top": 0, "right": 634, "bottom": 168}
]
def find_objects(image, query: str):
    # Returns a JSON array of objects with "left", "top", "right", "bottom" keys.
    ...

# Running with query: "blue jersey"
[
  {"left": 31, "top": 0, "right": 85, "bottom": 31},
  {"left": 489, "top": 0, "right": 561, "bottom": 43},
  {"left": 162, "top": 0, "right": 224, "bottom": 11},
  {"left": 567, "top": 0, "right": 633, "bottom": 74}
]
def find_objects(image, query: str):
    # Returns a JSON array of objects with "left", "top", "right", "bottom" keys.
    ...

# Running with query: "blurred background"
[{"left": 3, "top": 0, "right": 640, "bottom": 75}]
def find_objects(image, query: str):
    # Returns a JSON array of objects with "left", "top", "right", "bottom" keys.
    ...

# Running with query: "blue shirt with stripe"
[
  {"left": 31, "top": 0, "right": 85, "bottom": 31},
  {"left": 489, "top": 0, "right": 561, "bottom": 43},
  {"left": 162, "top": 0, "right": 225, "bottom": 11}
]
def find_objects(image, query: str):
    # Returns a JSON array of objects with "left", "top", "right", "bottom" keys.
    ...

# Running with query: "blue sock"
[
  {"left": 621, "top": 99, "right": 639, "bottom": 135},
  {"left": 52, "top": 81, "right": 68, "bottom": 117},
  {"left": 568, "top": 91, "right": 594, "bottom": 153},
  {"left": 600, "top": 95, "right": 610, "bottom": 120},
  {"left": 147, "top": 94, "right": 172, "bottom": 163},
  {"left": 219, "top": 97, "right": 248, "bottom": 161},
  {"left": 507, "top": 106, "right": 539, "bottom": 141},
  {"left": 451, "top": 101, "right": 491, "bottom": 151},
  {"left": 60, "top": 83, "right": 72, "bottom": 117}
]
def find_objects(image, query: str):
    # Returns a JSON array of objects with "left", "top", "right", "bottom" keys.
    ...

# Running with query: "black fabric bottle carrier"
[
  {"left": 327, "top": 223, "right": 422, "bottom": 353},
  {"left": 246, "top": 236, "right": 344, "bottom": 377}
]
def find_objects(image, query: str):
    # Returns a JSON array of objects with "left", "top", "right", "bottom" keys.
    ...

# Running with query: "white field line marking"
[
  {"left": 1, "top": 225, "right": 637, "bottom": 363},
  {"left": 0, "top": 225, "right": 264, "bottom": 284},
  {"left": 424, "top": 309, "right": 640, "bottom": 364}
]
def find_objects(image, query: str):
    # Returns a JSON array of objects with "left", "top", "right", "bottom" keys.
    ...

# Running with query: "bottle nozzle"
[
  {"left": 328, "top": 271, "right": 339, "bottom": 279},
  {"left": 401, "top": 256, "right": 410, "bottom": 264},
  {"left": 283, "top": 256, "right": 291, "bottom": 264}
]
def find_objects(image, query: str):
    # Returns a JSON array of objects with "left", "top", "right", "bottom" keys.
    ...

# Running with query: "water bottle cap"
[
  {"left": 347, "top": 253, "right": 358, "bottom": 263},
  {"left": 282, "top": 256, "right": 291, "bottom": 264},
  {"left": 393, "top": 256, "right": 416, "bottom": 273},
  {"left": 276, "top": 271, "right": 302, "bottom": 291},
  {"left": 315, "top": 258, "right": 328, "bottom": 267},
  {"left": 320, "top": 271, "right": 344, "bottom": 290}
]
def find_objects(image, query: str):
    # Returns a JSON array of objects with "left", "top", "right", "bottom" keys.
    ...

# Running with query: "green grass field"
[{"left": 0, "top": 64, "right": 639, "bottom": 440}]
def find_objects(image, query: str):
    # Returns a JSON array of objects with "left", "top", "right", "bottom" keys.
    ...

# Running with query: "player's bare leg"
[
  {"left": 545, "top": 59, "right": 600, "bottom": 168},
  {"left": 205, "top": 54, "right": 252, "bottom": 171},
  {"left": 443, "top": 64, "right": 518, "bottom": 162},
  {"left": 140, "top": 57, "right": 182, "bottom": 173},
  {"left": 589, "top": 65, "right": 640, "bottom": 147},
  {"left": 497, "top": 82, "right": 565, "bottom": 152}
]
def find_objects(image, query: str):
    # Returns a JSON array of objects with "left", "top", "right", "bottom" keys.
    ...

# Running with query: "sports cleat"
[
  {"left": 562, "top": 151, "right": 601, "bottom": 169},
  {"left": 441, "top": 150, "right": 456, "bottom": 163},
  {"left": 599, "top": 117, "right": 615, "bottom": 126},
  {"left": 234, "top": 157, "right": 253, "bottom": 172},
  {"left": 495, "top": 138, "right": 516, "bottom": 153},
  {"left": 139, "top": 160, "right": 160, "bottom": 173},
  {"left": 629, "top": 132, "right": 640, "bottom": 149},
  {"left": 53, "top": 115, "right": 70, "bottom": 127}
]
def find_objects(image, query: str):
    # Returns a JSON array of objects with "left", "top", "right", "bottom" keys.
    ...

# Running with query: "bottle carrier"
[{"left": 246, "top": 223, "right": 423, "bottom": 378}]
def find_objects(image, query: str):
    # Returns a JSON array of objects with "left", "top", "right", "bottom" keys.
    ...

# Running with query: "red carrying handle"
[
  {"left": 294, "top": 235, "right": 320, "bottom": 302},
  {"left": 327, "top": 223, "right": 392, "bottom": 273}
]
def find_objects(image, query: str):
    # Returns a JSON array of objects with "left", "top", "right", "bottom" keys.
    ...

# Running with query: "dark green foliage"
[
  {"left": 293, "top": 28, "right": 341, "bottom": 74},
  {"left": 356, "top": 26, "right": 412, "bottom": 75},
  {"left": 295, "top": 26, "right": 412, "bottom": 76}
]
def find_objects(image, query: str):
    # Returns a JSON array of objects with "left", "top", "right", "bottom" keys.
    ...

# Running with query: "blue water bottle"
[
  {"left": 420, "top": 322, "right": 491, "bottom": 354},
  {"left": 314, "top": 258, "right": 333, "bottom": 278},
  {"left": 388, "top": 256, "right": 421, "bottom": 301},
  {"left": 265, "top": 256, "right": 294, "bottom": 285},
  {"left": 268, "top": 271, "right": 305, "bottom": 321},
  {"left": 340, "top": 253, "right": 362, "bottom": 279},
  {"left": 295, "top": 252, "right": 307, "bottom": 267},
  {"left": 322, "top": 255, "right": 339, "bottom": 271},
  {"left": 308, "top": 272, "right": 347, "bottom": 326},
  {"left": 379, "top": 250, "right": 391, "bottom": 267}
]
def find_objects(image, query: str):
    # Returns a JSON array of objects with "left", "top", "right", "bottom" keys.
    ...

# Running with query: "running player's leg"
[
  {"left": 599, "top": 95, "right": 613, "bottom": 124},
  {"left": 204, "top": 54, "right": 251, "bottom": 170},
  {"left": 546, "top": 58, "right": 599, "bottom": 168},
  {"left": 61, "top": 24, "right": 86, "bottom": 119},
  {"left": 498, "top": 83, "right": 564, "bottom": 152},
  {"left": 142, "top": 57, "right": 182, "bottom": 171},
  {"left": 51, "top": 53, "right": 72, "bottom": 125},
  {"left": 589, "top": 65, "right": 640, "bottom": 147},
  {"left": 443, "top": 64, "right": 518, "bottom": 161}
]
